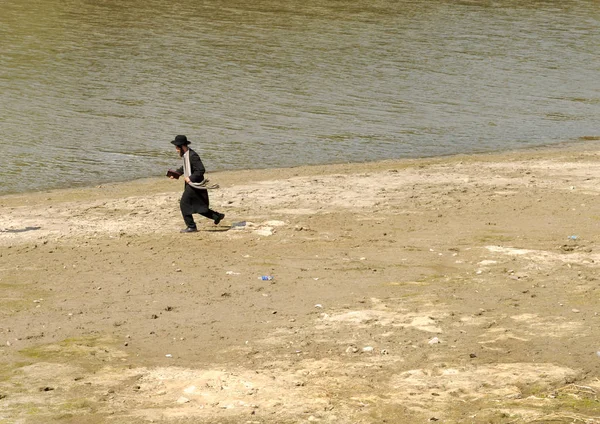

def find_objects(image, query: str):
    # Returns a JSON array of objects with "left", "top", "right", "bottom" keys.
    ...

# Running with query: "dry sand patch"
[
  {"left": 3, "top": 143, "right": 600, "bottom": 422},
  {"left": 1, "top": 352, "right": 596, "bottom": 423}
]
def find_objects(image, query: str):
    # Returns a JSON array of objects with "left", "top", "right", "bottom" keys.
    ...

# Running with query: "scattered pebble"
[
  {"left": 362, "top": 346, "right": 374, "bottom": 353},
  {"left": 165, "top": 354, "right": 172, "bottom": 358},
  {"left": 428, "top": 337, "right": 441, "bottom": 345},
  {"left": 314, "top": 304, "right": 323, "bottom": 309},
  {"left": 176, "top": 396, "right": 190, "bottom": 404}
]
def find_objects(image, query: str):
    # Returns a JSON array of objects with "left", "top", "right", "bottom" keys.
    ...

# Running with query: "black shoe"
[
  {"left": 180, "top": 227, "right": 197, "bottom": 233},
  {"left": 213, "top": 213, "right": 225, "bottom": 225}
]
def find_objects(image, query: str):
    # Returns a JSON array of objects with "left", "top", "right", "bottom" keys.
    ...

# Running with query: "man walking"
[{"left": 169, "top": 135, "right": 225, "bottom": 233}]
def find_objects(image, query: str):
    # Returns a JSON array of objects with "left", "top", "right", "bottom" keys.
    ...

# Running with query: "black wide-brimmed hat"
[{"left": 171, "top": 135, "right": 191, "bottom": 146}]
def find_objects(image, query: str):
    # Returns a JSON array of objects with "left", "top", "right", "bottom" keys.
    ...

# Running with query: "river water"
[{"left": 1, "top": 0, "right": 598, "bottom": 195}]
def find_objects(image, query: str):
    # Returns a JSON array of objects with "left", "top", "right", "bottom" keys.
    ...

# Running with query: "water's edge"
[{"left": 2, "top": 138, "right": 597, "bottom": 200}]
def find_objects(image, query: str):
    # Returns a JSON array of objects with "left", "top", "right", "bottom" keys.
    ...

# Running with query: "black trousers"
[
  {"left": 180, "top": 185, "right": 219, "bottom": 228},
  {"left": 182, "top": 209, "right": 220, "bottom": 228}
]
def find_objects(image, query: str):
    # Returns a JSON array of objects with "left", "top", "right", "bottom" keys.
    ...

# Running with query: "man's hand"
[{"left": 184, "top": 176, "right": 191, "bottom": 184}]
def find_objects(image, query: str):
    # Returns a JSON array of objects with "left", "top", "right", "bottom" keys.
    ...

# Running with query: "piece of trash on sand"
[
  {"left": 428, "top": 337, "right": 441, "bottom": 345},
  {"left": 231, "top": 221, "right": 246, "bottom": 229},
  {"left": 165, "top": 354, "right": 173, "bottom": 358},
  {"left": 568, "top": 235, "right": 578, "bottom": 240},
  {"left": 258, "top": 275, "right": 274, "bottom": 281},
  {"left": 226, "top": 271, "right": 240, "bottom": 275},
  {"left": 314, "top": 304, "right": 323, "bottom": 308}
]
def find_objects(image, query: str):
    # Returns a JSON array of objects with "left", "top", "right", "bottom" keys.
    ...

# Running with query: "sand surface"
[{"left": 1, "top": 142, "right": 600, "bottom": 423}]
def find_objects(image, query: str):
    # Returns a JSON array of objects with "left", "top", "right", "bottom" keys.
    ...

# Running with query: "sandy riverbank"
[{"left": 1, "top": 142, "right": 600, "bottom": 423}]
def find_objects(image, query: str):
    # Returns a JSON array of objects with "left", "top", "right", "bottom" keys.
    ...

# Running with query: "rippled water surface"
[{"left": 1, "top": 0, "right": 599, "bottom": 194}]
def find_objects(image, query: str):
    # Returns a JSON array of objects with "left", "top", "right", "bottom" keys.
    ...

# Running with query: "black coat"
[{"left": 177, "top": 149, "right": 210, "bottom": 215}]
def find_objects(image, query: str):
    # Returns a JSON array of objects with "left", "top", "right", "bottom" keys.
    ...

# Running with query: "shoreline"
[
  {"left": 2, "top": 141, "right": 600, "bottom": 422},
  {"left": 2, "top": 137, "right": 597, "bottom": 200}
]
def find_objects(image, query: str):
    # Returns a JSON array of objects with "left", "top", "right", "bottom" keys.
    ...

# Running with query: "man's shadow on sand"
[
  {"left": 1, "top": 225, "right": 240, "bottom": 234},
  {"left": 201, "top": 226, "right": 232, "bottom": 232},
  {"left": 201, "top": 222, "right": 246, "bottom": 232}
]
